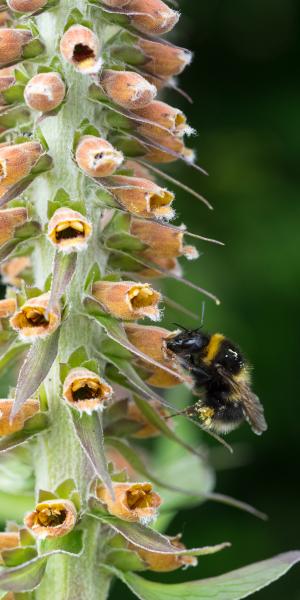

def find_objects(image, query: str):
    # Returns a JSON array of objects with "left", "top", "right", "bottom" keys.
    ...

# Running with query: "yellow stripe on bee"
[{"left": 202, "top": 333, "right": 225, "bottom": 365}]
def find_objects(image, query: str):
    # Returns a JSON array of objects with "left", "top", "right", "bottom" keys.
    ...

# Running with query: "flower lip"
[
  {"left": 97, "top": 481, "right": 161, "bottom": 523},
  {"left": 24, "top": 499, "right": 77, "bottom": 539},
  {"left": 48, "top": 207, "right": 92, "bottom": 252},
  {"left": 63, "top": 367, "right": 113, "bottom": 413},
  {"left": 10, "top": 292, "right": 60, "bottom": 339}
]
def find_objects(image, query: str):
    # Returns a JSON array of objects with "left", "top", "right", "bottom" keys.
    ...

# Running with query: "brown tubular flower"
[
  {"left": 60, "top": 25, "right": 102, "bottom": 74},
  {"left": 7, "top": 0, "right": 47, "bottom": 12},
  {"left": 0, "top": 207, "right": 28, "bottom": 245},
  {"left": 0, "top": 398, "right": 39, "bottom": 436},
  {"left": 0, "top": 142, "right": 43, "bottom": 196},
  {"left": 0, "top": 67, "right": 15, "bottom": 102},
  {"left": 128, "top": 535, "right": 197, "bottom": 572},
  {"left": 24, "top": 72, "right": 66, "bottom": 112},
  {"left": 125, "top": 0, "right": 179, "bottom": 36},
  {"left": 92, "top": 280, "right": 161, "bottom": 321},
  {"left": 143, "top": 133, "right": 194, "bottom": 164},
  {"left": 137, "top": 38, "right": 192, "bottom": 78},
  {"left": 96, "top": 482, "right": 161, "bottom": 523},
  {"left": 10, "top": 292, "right": 61, "bottom": 339},
  {"left": 131, "top": 218, "right": 198, "bottom": 260},
  {"left": 47, "top": 207, "right": 92, "bottom": 252},
  {"left": 0, "top": 256, "right": 31, "bottom": 287},
  {"left": 0, "top": 29, "right": 33, "bottom": 65},
  {"left": 63, "top": 367, "right": 113, "bottom": 413},
  {"left": 125, "top": 323, "right": 181, "bottom": 387},
  {"left": 126, "top": 399, "right": 170, "bottom": 438},
  {"left": 100, "top": 70, "right": 156, "bottom": 110},
  {"left": 106, "top": 175, "right": 174, "bottom": 220},
  {"left": 0, "top": 298, "right": 17, "bottom": 319},
  {"left": 75, "top": 136, "right": 123, "bottom": 177},
  {"left": 134, "top": 100, "right": 192, "bottom": 141},
  {"left": 0, "top": 531, "right": 20, "bottom": 564},
  {"left": 24, "top": 499, "right": 77, "bottom": 540}
]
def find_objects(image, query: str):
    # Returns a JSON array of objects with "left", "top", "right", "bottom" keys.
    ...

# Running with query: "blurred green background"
[
  {"left": 1, "top": 0, "right": 299, "bottom": 598},
  {"left": 113, "top": 0, "right": 300, "bottom": 598}
]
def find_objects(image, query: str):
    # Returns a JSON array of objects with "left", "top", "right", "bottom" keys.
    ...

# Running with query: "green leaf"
[
  {"left": 19, "top": 529, "right": 35, "bottom": 548},
  {"left": 11, "top": 330, "right": 60, "bottom": 418},
  {"left": 47, "top": 251, "right": 77, "bottom": 316},
  {"left": 0, "top": 342, "right": 29, "bottom": 380},
  {"left": 0, "top": 413, "right": 49, "bottom": 454},
  {"left": 40, "top": 529, "right": 83, "bottom": 556},
  {"left": 116, "top": 551, "right": 300, "bottom": 600},
  {"left": 37, "top": 489, "right": 58, "bottom": 503},
  {"left": 1, "top": 547, "right": 37, "bottom": 568},
  {"left": 55, "top": 478, "right": 76, "bottom": 499},
  {"left": 68, "top": 347, "right": 89, "bottom": 369},
  {"left": 71, "top": 411, "right": 114, "bottom": 497}
]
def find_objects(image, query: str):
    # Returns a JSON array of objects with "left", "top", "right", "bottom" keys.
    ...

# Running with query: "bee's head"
[{"left": 166, "top": 329, "right": 210, "bottom": 357}]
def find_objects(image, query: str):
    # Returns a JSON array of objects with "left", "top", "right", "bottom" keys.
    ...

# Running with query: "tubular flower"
[
  {"left": 0, "top": 256, "right": 31, "bottom": 287},
  {"left": 0, "top": 298, "right": 17, "bottom": 319},
  {"left": 24, "top": 72, "right": 66, "bottom": 112},
  {"left": 24, "top": 499, "right": 77, "bottom": 540},
  {"left": 0, "top": 29, "right": 33, "bottom": 65},
  {"left": 7, "top": 0, "right": 47, "bottom": 12},
  {"left": 114, "top": 0, "right": 179, "bottom": 36},
  {"left": 133, "top": 101, "right": 192, "bottom": 141},
  {"left": 0, "top": 67, "right": 15, "bottom": 102},
  {"left": 143, "top": 134, "right": 194, "bottom": 164},
  {"left": 0, "top": 398, "right": 39, "bottom": 436},
  {"left": 47, "top": 207, "right": 92, "bottom": 252},
  {"left": 0, "top": 207, "right": 28, "bottom": 245},
  {"left": 60, "top": 25, "right": 102, "bottom": 74},
  {"left": 75, "top": 136, "right": 123, "bottom": 177},
  {"left": 106, "top": 175, "right": 174, "bottom": 220},
  {"left": 126, "top": 399, "right": 171, "bottom": 438},
  {"left": 0, "top": 142, "right": 43, "bottom": 196},
  {"left": 63, "top": 367, "right": 113, "bottom": 413},
  {"left": 137, "top": 38, "right": 192, "bottom": 78},
  {"left": 100, "top": 70, "right": 156, "bottom": 110},
  {"left": 125, "top": 323, "right": 181, "bottom": 387},
  {"left": 0, "top": 531, "right": 20, "bottom": 564},
  {"left": 96, "top": 482, "right": 161, "bottom": 523},
  {"left": 92, "top": 280, "right": 161, "bottom": 321},
  {"left": 131, "top": 218, "right": 198, "bottom": 260},
  {"left": 10, "top": 292, "right": 61, "bottom": 339},
  {"left": 128, "top": 535, "right": 197, "bottom": 572}
]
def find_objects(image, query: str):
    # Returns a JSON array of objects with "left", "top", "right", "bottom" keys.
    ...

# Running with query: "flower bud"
[
  {"left": 63, "top": 367, "right": 113, "bottom": 413},
  {"left": 96, "top": 481, "right": 161, "bottom": 523},
  {"left": 0, "top": 29, "right": 32, "bottom": 65},
  {"left": 24, "top": 499, "right": 77, "bottom": 539},
  {"left": 0, "top": 142, "right": 43, "bottom": 196},
  {"left": 24, "top": 72, "right": 66, "bottom": 113},
  {"left": 106, "top": 175, "right": 174, "bottom": 220},
  {"left": 7, "top": 0, "right": 47, "bottom": 12},
  {"left": 138, "top": 38, "right": 192, "bottom": 78},
  {"left": 0, "top": 398, "right": 39, "bottom": 436},
  {"left": 131, "top": 218, "right": 198, "bottom": 260},
  {"left": 92, "top": 280, "right": 161, "bottom": 321},
  {"left": 125, "top": 323, "right": 181, "bottom": 387},
  {"left": 75, "top": 136, "right": 123, "bottom": 177},
  {"left": 134, "top": 101, "right": 192, "bottom": 141},
  {"left": 126, "top": 399, "right": 170, "bottom": 438},
  {"left": 10, "top": 292, "right": 61, "bottom": 340},
  {"left": 128, "top": 535, "right": 197, "bottom": 571},
  {"left": 0, "top": 207, "right": 28, "bottom": 245},
  {"left": 143, "top": 134, "right": 193, "bottom": 164},
  {"left": 47, "top": 207, "right": 92, "bottom": 253},
  {"left": 126, "top": 0, "right": 179, "bottom": 36},
  {"left": 60, "top": 25, "right": 102, "bottom": 74},
  {"left": 100, "top": 69, "right": 156, "bottom": 110},
  {"left": 0, "top": 531, "right": 20, "bottom": 564},
  {"left": 0, "top": 68, "right": 15, "bottom": 100},
  {"left": 0, "top": 256, "right": 31, "bottom": 287},
  {"left": 0, "top": 298, "right": 17, "bottom": 319}
]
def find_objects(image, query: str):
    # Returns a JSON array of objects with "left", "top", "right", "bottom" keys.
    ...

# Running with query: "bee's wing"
[{"left": 241, "top": 388, "right": 267, "bottom": 435}]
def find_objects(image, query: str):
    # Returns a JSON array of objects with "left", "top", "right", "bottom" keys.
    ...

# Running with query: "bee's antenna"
[{"left": 172, "top": 322, "right": 188, "bottom": 331}]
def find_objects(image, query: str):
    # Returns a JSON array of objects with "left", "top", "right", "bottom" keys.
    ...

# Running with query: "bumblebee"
[{"left": 166, "top": 328, "right": 267, "bottom": 435}]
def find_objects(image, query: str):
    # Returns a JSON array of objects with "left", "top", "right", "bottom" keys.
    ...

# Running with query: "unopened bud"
[
  {"left": 128, "top": 535, "right": 197, "bottom": 571},
  {"left": 0, "top": 298, "right": 17, "bottom": 319},
  {"left": 125, "top": 323, "right": 181, "bottom": 387},
  {"left": 131, "top": 218, "right": 198, "bottom": 260},
  {"left": 0, "top": 256, "right": 31, "bottom": 287},
  {"left": 75, "top": 136, "right": 123, "bottom": 177},
  {"left": 10, "top": 292, "right": 61, "bottom": 340},
  {"left": 24, "top": 72, "right": 66, "bottom": 113},
  {"left": 138, "top": 38, "right": 192, "bottom": 78},
  {"left": 96, "top": 481, "right": 161, "bottom": 523},
  {"left": 0, "top": 142, "right": 43, "bottom": 196},
  {"left": 126, "top": 399, "right": 170, "bottom": 438},
  {"left": 124, "top": 0, "right": 179, "bottom": 36},
  {"left": 63, "top": 367, "right": 113, "bottom": 413},
  {"left": 106, "top": 175, "right": 174, "bottom": 220},
  {"left": 100, "top": 69, "right": 156, "bottom": 110},
  {"left": 92, "top": 280, "right": 161, "bottom": 321},
  {"left": 0, "top": 207, "right": 28, "bottom": 245},
  {"left": 143, "top": 134, "right": 193, "bottom": 164},
  {"left": 24, "top": 499, "right": 77, "bottom": 539},
  {"left": 0, "top": 29, "right": 32, "bottom": 65},
  {"left": 134, "top": 100, "right": 192, "bottom": 141},
  {"left": 7, "top": 0, "right": 47, "bottom": 12},
  {"left": 60, "top": 25, "right": 102, "bottom": 74},
  {"left": 0, "top": 398, "right": 39, "bottom": 436},
  {"left": 47, "top": 207, "right": 92, "bottom": 253}
]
